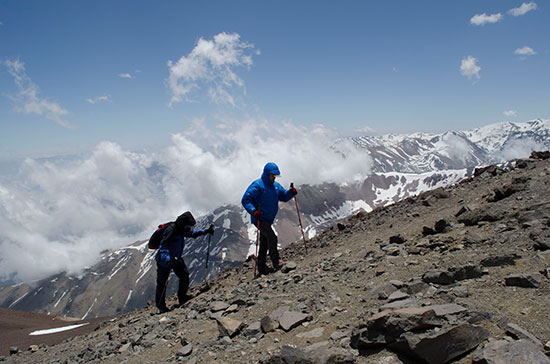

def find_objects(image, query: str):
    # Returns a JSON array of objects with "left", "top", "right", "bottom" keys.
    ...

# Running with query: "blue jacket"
[
  {"left": 155, "top": 226, "right": 205, "bottom": 268},
  {"left": 242, "top": 162, "right": 294, "bottom": 225}
]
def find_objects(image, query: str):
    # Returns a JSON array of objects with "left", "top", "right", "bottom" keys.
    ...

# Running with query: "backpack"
[{"left": 148, "top": 222, "right": 175, "bottom": 249}]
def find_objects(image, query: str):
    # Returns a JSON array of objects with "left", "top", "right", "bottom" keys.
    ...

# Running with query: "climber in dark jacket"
[
  {"left": 242, "top": 162, "right": 297, "bottom": 275},
  {"left": 155, "top": 211, "right": 213, "bottom": 313}
]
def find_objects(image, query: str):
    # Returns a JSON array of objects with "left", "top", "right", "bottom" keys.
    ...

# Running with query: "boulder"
[
  {"left": 423, "top": 264, "right": 483, "bottom": 285},
  {"left": 305, "top": 347, "right": 355, "bottom": 364},
  {"left": 480, "top": 254, "right": 520, "bottom": 267},
  {"left": 505, "top": 273, "right": 543, "bottom": 288},
  {"left": 473, "top": 339, "right": 550, "bottom": 364},
  {"left": 390, "top": 323, "right": 489, "bottom": 364},
  {"left": 210, "top": 301, "right": 230, "bottom": 312},
  {"left": 434, "top": 219, "right": 448, "bottom": 233},
  {"left": 244, "top": 321, "right": 263, "bottom": 337},
  {"left": 279, "top": 311, "right": 310, "bottom": 332},
  {"left": 506, "top": 323, "right": 544, "bottom": 349},
  {"left": 261, "top": 315, "right": 279, "bottom": 333},
  {"left": 389, "top": 235, "right": 406, "bottom": 244},
  {"left": 216, "top": 317, "right": 244, "bottom": 338},
  {"left": 259, "top": 345, "right": 313, "bottom": 364},
  {"left": 350, "top": 307, "right": 439, "bottom": 349}
]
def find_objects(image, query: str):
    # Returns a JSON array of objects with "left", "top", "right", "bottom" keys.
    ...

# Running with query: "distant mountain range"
[{"left": 1, "top": 119, "right": 548, "bottom": 318}]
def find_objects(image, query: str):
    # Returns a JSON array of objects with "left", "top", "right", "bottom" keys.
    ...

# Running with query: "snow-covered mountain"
[
  {"left": 1, "top": 119, "right": 548, "bottom": 318},
  {"left": 351, "top": 119, "right": 550, "bottom": 173}
]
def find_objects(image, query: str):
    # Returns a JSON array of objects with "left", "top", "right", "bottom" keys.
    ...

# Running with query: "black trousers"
[
  {"left": 155, "top": 260, "right": 189, "bottom": 309},
  {"left": 257, "top": 220, "right": 280, "bottom": 268}
]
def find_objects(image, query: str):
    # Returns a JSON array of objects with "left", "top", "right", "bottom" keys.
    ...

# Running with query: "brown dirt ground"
[{"left": 0, "top": 307, "right": 111, "bottom": 356}]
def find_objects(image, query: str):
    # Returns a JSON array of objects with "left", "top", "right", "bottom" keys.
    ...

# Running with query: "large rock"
[
  {"left": 261, "top": 315, "right": 279, "bottom": 333},
  {"left": 305, "top": 347, "right": 355, "bottom": 364},
  {"left": 216, "top": 317, "right": 244, "bottom": 338},
  {"left": 423, "top": 264, "right": 483, "bottom": 285},
  {"left": 259, "top": 345, "right": 313, "bottom": 364},
  {"left": 259, "top": 345, "right": 355, "bottom": 364},
  {"left": 472, "top": 339, "right": 550, "bottom": 364},
  {"left": 480, "top": 254, "right": 520, "bottom": 267},
  {"left": 506, "top": 323, "right": 544, "bottom": 349},
  {"left": 350, "top": 307, "right": 439, "bottom": 349},
  {"left": 457, "top": 206, "right": 505, "bottom": 226},
  {"left": 505, "top": 273, "right": 543, "bottom": 288},
  {"left": 390, "top": 323, "right": 489, "bottom": 364},
  {"left": 279, "top": 311, "right": 310, "bottom": 332}
]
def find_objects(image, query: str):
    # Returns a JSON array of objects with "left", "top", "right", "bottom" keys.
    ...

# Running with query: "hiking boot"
[
  {"left": 157, "top": 305, "right": 170, "bottom": 314},
  {"left": 177, "top": 294, "right": 193, "bottom": 306},
  {"left": 257, "top": 265, "right": 269, "bottom": 276},
  {"left": 272, "top": 259, "right": 284, "bottom": 271}
]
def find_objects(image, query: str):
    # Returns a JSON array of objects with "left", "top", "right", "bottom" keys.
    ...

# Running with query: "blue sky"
[{"left": 0, "top": 0, "right": 548, "bottom": 161}]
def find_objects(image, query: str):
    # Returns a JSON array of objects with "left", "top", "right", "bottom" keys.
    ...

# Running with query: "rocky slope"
[{"left": 4, "top": 151, "right": 550, "bottom": 363}]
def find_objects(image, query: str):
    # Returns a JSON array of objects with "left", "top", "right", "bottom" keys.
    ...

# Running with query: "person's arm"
[
  {"left": 242, "top": 182, "right": 261, "bottom": 215},
  {"left": 277, "top": 182, "right": 295, "bottom": 202},
  {"left": 185, "top": 224, "right": 215, "bottom": 238}
]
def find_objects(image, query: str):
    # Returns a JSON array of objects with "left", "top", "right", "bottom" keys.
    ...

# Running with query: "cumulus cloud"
[
  {"left": 508, "top": 2, "right": 537, "bottom": 16},
  {"left": 166, "top": 32, "right": 258, "bottom": 107},
  {"left": 497, "top": 139, "right": 545, "bottom": 161},
  {"left": 0, "top": 119, "right": 371, "bottom": 283},
  {"left": 3, "top": 59, "right": 72, "bottom": 129},
  {"left": 86, "top": 95, "right": 111, "bottom": 104},
  {"left": 470, "top": 12, "right": 503, "bottom": 25},
  {"left": 504, "top": 110, "right": 517, "bottom": 117},
  {"left": 514, "top": 46, "right": 536, "bottom": 56},
  {"left": 119, "top": 73, "right": 134, "bottom": 79},
  {"left": 460, "top": 56, "right": 481, "bottom": 82}
]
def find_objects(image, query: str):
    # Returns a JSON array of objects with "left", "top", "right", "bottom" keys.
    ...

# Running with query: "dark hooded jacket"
[
  {"left": 242, "top": 162, "right": 294, "bottom": 224},
  {"left": 155, "top": 211, "right": 204, "bottom": 268}
]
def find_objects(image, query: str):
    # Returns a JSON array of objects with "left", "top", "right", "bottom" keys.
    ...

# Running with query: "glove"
[
  {"left": 290, "top": 187, "right": 298, "bottom": 196},
  {"left": 253, "top": 210, "right": 262, "bottom": 220},
  {"left": 206, "top": 224, "right": 214, "bottom": 235}
]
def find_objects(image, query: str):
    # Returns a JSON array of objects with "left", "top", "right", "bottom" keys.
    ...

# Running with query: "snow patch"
[{"left": 30, "top": 323, "right": 89, "bottom": 336}]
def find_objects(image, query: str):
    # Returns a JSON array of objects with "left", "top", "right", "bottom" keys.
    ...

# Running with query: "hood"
[
  {"left": 261, "top": 162, "right": 281, "bottom": 184},
  {"left": 175, "top": 211, "right": 196, "bottom": 230}
]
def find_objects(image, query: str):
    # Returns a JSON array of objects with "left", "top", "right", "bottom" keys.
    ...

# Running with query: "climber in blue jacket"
[
  {"left": 155, "top": 211, "right": 213, "bottom": 313},
  {"left": 242, "top": 162, "right": 297, "bottom": 275}
]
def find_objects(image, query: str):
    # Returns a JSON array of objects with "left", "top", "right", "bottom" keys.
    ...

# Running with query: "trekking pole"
[
  {"left": 204, "top": 224, "right": 213, "bottom": 283},
  {"left": 291, "top": 183, "right": 308, "bottom": 255},
  {"left": 254, "top": 205, "right": 260, "bottom": 278}
]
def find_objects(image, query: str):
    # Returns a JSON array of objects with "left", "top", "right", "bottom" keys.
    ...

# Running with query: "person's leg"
[
  {"left": 257, "top": 221, "right": 270, "bottom": 274},
  {"left": 264, "top": 223, "right": 281, "bottom": 269},
  {"left": 155, "top": 265, "right": 171, "bottom": 311},
  {"left": 172, "top": 260, "right": 190, "bottom": 304}
]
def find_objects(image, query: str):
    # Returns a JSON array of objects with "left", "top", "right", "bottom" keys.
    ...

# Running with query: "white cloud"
[
  {"left": 0, "top": 119, "right": 372, "bottom": 283},
  {"left": 460, "top": 56, "right": 481, "bottom": 82},
  {"left": 119, "top": 73, "right": 134, "bottom": 79},
  {"left": 166, "top": 32, "right": 257, "bottom": 107},
  {"left": 514, "top": 46, "right": 536, "bottom": 56},
  {"left": 3, "top": 59, "right": 72, "bottom": 129},
  {"left": 86, "top": 95, "right": 111, "bottom": 104},
  {"left": 508, "top": 2, "right": 537, "bottom": 16},
  {"left": 503, "top": 110, "right": 517, "bottom": 117},
  {"left": 470, "top": 12, "right": 503, "bottom": 25},
  {"left": 497, "top": 139, "right": 545, "bottom": 161}
]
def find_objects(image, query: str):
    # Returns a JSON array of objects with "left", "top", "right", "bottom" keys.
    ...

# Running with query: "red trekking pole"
[
  {"left": 253, "top": 205, "right": 260, "bottom": 277},
  {"left": 291, "top": 183, "right": 308, "bottom": 255}
]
